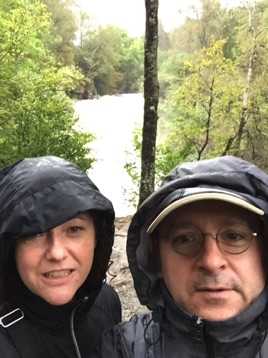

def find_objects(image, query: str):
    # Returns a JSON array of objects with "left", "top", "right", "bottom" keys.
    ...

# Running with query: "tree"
[
  {"left": 231, "top": 1, "right": 268, "bottom": 155},
  {"left": 117, "top": 33, "right": 144, "bottom": 93},
  {"left": 154, "top": 0, "right": 268, "bottom": 174},
  {"left": 0, "top": 0, "right": 94, "bottom": 170},
  {"left": 168, "top": 0, "right": 224, "bottom": 54},
  {"left": 75, "top": 21, "right": 143, "bottom": 97},
  {"left": 138, "top": 0, "right": 159, "bottom": 205},
  {"left": 158, "top": 39, "right": 242, "bottom": 165},
  {"left": 41, "top": 0, "right": 77, "bottom": 65}
]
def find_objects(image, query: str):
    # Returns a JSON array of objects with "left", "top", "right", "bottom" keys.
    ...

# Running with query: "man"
[{"left": 93, "top": 156, "right": 268, "bottom": 358}]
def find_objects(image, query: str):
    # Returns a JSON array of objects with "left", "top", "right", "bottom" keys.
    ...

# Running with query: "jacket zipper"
[
  {"left": 70, "top": 297, "right": 88, "bottom": 358},
  {"left": 195, "top": 317, "right": 215, "bottom": 358}
]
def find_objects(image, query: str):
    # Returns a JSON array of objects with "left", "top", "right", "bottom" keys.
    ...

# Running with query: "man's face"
[{"left": 157, "top": 200, "right": 266, "bottom": 320}]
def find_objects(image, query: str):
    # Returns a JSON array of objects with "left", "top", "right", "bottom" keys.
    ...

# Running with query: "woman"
[{"left": 0, "top": 156, "right": 121, "bottom": 357}]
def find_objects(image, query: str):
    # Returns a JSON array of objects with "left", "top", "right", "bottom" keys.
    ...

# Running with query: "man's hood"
[{"left": 127, "top": 156, "right": 268, "bottom": 310}]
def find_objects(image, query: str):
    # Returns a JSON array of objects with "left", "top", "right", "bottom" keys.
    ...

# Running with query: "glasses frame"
[{"left": 166, "top": 224, "right": 258, "bottom": 256}]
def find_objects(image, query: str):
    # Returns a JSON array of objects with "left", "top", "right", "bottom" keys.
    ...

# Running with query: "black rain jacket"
[
  {"left": 94, "top": 156, "right": 268, "bottom": 358},
  {"left": 0, "top": 156, "right": 121, "bottom": 357}
]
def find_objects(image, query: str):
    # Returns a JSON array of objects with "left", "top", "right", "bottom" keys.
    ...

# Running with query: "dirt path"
[{"left": 107, "top": 216, "right": 149, "bottom": 321}]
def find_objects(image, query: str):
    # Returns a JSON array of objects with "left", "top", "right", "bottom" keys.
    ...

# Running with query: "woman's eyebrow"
[{"left": 72, "top": 213, "right": 91, "bottom": 221}]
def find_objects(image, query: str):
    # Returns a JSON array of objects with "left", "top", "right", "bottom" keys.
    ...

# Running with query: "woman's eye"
[
  {"left": 21, "top": 232, "right": 46, "bottom": 243},
  {"left": 69, "top": 226, "right": 83, "bottom": 233}
]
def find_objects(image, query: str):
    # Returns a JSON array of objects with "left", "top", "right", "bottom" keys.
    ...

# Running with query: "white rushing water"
[{"left": 74, "top": 93, "right": 144, "bottom": 217}]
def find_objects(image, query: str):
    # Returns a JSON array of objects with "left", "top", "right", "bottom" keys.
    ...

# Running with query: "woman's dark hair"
[
  {"left": 0, "top": 239, "right": 17, "bottom": 314},
  {"left": 79, "top": 210, "right": 114, "bottom": 294}
]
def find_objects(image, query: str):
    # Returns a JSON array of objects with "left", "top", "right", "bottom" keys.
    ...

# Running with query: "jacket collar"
[
  {"left": 158, "top": 281, "right": 268, "bottom": 356},
  {"left": 10, "top": 277, "right": 101, "bottom": 332}
]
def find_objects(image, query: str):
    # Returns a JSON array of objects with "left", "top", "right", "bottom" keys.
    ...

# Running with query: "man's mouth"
[{"left": 197, "top": 287, "right": 230, "bottom": 292}]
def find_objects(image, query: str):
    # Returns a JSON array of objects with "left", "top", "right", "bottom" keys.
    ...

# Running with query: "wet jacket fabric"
[
  {"left": 0, "top": 156, "right": 122, "bottom": 357},
  {"left": 95, "top": 282, "right": 268, "bottom": 358},
  {"left": 94, "top": 156, "right": 268, "bottom": 358},
  {"left": 0, "top": 281, "right": 121, "bottom": 357}
]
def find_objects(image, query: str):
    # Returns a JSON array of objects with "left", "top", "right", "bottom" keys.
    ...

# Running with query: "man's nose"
[
  {"left": 45, "top": 232, "right": 67, "bottom": 261},
  {"left": 196, "top": 234, "right": 227, "bottom": 272}
]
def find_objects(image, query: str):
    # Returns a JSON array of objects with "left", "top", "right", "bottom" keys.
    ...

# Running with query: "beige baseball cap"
[{"left": 147, "top": 188, "right": 264, "bottom": 234}]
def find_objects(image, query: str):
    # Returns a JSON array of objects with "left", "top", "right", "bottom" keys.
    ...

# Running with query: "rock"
[{"left": 108, "top": 216, "right": 149, "bottom": 321}]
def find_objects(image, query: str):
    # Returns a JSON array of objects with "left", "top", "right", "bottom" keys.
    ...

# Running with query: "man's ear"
[
  {"left": 149, "top": 232, "right": 162, "bottom": 277},
  {"left": 260, "top": 220, "right": 268, "bottom": 278}
]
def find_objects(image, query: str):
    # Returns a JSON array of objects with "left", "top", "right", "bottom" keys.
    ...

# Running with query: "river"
[{"left": 73, "top": 93, "right": 144, "bottom": 217}]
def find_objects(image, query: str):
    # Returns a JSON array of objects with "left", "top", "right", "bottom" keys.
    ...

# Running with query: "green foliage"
[
  {"left": 117, "top": 34, "right": 144, "bottom": 93},
  {"left": 74, "top": 24, "right": 121, "bottom": 96},
  {"left": 0, "top": 0, "right": 94, "bottom": 170},
  {"left": 158, "top": 38, "right": 243, "bottom": 161},
  {"left": 40, "top": 0, "right": 77, "bottom": 65},
  {"left": 168, "top": 0, "right": 224, "bottom": 52},
  {"left": 158, "top": 50, "right": 191, "bottom": 98},
  {"left": 155, "top": 0, "right": 268, "bottom": 173},
  {"left": 124, "top": 128, "right": 142, "bottom": 207},
  {"left": 75, "top": 20, "right": 144, "bottom": 97},
  {"left": 124, "top": 126, "right": 189, "bottom": 202}
]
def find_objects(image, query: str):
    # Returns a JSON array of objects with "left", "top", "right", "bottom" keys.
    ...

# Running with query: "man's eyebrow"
[{"left": 222, "top": 217, "right": 255, "bottom": 225}]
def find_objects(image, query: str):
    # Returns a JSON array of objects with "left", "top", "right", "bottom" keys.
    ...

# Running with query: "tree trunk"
[{"left": 138, "top": 0, "right": 159, "bottom": 206}]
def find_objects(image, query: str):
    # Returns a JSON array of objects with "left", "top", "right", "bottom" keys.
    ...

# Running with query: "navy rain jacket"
[{"left": 94, "top": 156, "right": 268, "bottom": 358}]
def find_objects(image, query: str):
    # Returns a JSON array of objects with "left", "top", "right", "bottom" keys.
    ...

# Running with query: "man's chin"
[{"left": 192, "top": 306, "right": 241, "bottom": 321}]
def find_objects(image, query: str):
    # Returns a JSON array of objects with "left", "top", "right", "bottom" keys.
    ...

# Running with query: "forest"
[
  {"left": 1, "top": 0, "right": 268, "bottom": 185},
  {"left": 155, "top": 0, "right": 268, "bottom": 180},
  {"left": 0, "top": 0, "right": 143, "bottom": 169}
]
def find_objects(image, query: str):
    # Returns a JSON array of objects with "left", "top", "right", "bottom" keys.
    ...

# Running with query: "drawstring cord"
[
  {"left": 144, "top": 309, "right": 163, "bottom": 345},
  {"left": 70, "top": 296, "right": 89, "bottom": 358}
]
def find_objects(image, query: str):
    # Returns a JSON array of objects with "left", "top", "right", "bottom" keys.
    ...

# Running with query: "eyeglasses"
[{"left": 166, "top": 224, "right": 258, "bottom": 255}]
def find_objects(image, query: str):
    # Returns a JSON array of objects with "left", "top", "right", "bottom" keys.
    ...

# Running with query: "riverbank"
[{"left": 108, "top": 216, "right": 149, "bottom": 320}]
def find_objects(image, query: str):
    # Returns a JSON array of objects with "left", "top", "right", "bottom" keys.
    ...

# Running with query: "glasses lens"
[
  {"left": 169, "top": 225, "right": 202, "bottom": 255},
  {"left": 217, "top": 224, "right": 254, "bottom": 254}
]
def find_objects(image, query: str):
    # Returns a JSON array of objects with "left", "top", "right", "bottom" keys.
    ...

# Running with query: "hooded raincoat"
[
  {"left": 0, "top": 156, "right": 121, "bottom": 358},
  {"left": 94, "top": 156, "right": 268, "bottom": 358}
]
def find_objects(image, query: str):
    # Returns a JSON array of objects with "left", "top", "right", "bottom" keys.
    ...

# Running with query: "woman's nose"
[{"left": 45, "top": 232, "right": 67, "bottom": 261}]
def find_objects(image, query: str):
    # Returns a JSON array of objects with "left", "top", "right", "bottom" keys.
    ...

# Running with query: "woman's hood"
[
  {"left": 127, "top": 156, "right": 268, "bottom": 310},
  {"left": 0, "top": 156, "right": 115, "bottom": 292}
]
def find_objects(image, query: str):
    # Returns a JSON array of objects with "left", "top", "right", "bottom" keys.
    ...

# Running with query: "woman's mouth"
[{"left": 44, "top": 269, "right": 72, "bottom": 279}]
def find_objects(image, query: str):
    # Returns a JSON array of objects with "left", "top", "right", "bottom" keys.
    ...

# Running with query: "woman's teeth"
[{"left": 45, "top": 269, "right": 71, "bottom": 278}]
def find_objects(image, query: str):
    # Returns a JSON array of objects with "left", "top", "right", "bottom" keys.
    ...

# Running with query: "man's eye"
[
  {"left": 172, "top": 235, "right": 196, "bottom": 245},
  {"left": 224, "top": 232, "right": 244, "bottom": 241}
]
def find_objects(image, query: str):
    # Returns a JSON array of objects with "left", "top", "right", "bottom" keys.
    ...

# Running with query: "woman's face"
[{"left": 15, "top": 212, "right": 95, "bottom": 305}]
